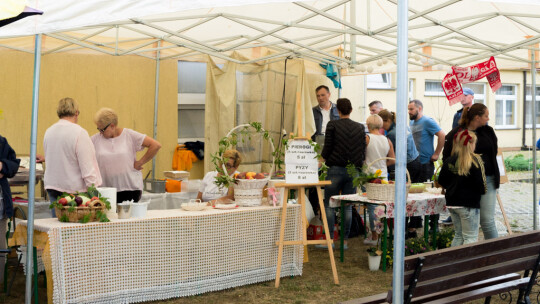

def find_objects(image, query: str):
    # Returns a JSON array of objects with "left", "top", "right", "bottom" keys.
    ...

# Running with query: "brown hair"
[
  {"left": 222, "top": 149, "right": 242, "bottom": 168},
  {"left": 378, "top": 109, "right": 395, "bottom": 123},
  {"left": 459, "top": 103, "right": 487, "bottom": 127}
]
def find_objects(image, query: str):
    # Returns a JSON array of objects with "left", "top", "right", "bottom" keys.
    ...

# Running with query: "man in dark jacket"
[
  {"left": 312, "top": 85, "right": 340, "bottom": 142},
  {"left": 310, "top": 85, "right": 340, "bottom": 217},
  {"left": 0, "top": 135, "right": 20, "bottom": 285}
]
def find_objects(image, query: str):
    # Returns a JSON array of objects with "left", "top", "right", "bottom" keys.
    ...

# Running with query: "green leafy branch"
[{"left": 346, "top": 163, "right": 381, "bottom": 188}]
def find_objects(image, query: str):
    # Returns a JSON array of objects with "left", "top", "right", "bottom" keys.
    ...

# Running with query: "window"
[
  {"left": 178, "top": 61, "right": 206, "bottom": 142},
  {"left": 424, "top": 80, "right": 445, "bottom": 96},
  {"left": 525, "top": 85, "right": 540, "bottom": 128},
  {"left": 495, "top": 85, "right": 517, "bottom": 128},
  {"left": 409, "top": 79, "right": 415, "bottom": 101},
  {"left": 462, "top": 83, "right": 486, "bottom": 104},
  {"left": 367, "top": 73, "right": 391, "bottom": 89}
]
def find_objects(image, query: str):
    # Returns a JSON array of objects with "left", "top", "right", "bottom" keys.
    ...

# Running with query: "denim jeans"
[
  {"left": 479, "top": 175, "right": 498, "bottom": 239},
  {"left": 324, "top": 166, "right": 354, "bottom": 240},
  {"left": 450, "top": 207, "right": 480, "bottom": 246},
  {"left": 47, "top": 189, "right": 63, "bottom": 217}
]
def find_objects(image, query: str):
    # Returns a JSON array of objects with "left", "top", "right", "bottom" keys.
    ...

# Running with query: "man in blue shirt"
[{"left": 408, "top": 99, "right": 446, "bottom": 182}]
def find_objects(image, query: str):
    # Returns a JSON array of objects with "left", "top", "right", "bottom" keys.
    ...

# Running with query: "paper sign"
[{"left": 285, "top": 140, "right": 318, "bottom": 184}]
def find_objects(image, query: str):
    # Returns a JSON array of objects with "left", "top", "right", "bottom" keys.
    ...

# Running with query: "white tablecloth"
[
  {"left": 16, "top": 206, "right": 303, "bottom": 304},
  {"left": 141, "top": 192, "right": 197, "bottom": 210}
]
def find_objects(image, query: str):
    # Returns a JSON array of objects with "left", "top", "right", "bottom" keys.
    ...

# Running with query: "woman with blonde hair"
[
  {"left": 44, "top": 98, "right": 102, "bottom": 209},
  {"left": 92, "top": 107, "right": 161, "bottom": 203},
  {"left": 439, "top": 129, "right": 486, "bottom": 246},
  {"left": 364, "top": 114, "right": 395, "bottom": 245},
  {"left": 197, "top": 149, "right": 241, "bottom": 204},
  {"left": 443, "top": 103, "right": 498, "bottom": 240}
]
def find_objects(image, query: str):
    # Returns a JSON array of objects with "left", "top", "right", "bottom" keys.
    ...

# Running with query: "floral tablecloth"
[{"left": 329, "top": 192, "right": 446, "bottom": 218}]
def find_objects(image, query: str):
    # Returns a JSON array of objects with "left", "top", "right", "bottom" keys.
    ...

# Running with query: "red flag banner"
[{"left": 442, "top": 56, "right": 502, "bottom": 105}]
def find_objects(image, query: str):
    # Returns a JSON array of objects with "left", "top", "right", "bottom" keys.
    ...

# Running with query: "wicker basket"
[
  {"left": 233, "top": 178, "right": 270, "bottom": 207},
  {"left": 223, "top": 124, "right": 275, "bottom": 207},
  {"left": 365, "top": 157, "right": 410, "bottom": 201},
  {"left": 55, "top": 200, "right": 107, "bottom": 223}
]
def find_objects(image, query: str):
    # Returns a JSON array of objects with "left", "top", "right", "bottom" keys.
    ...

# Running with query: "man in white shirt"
[{"left": 311, "top": 85, "right": 340, "bottom": 142}]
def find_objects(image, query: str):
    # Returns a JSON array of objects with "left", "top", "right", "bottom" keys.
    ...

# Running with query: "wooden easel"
[
  {"left": 273, "top": 93, "right": 339, "bottom": 287},
  {"left": 273, "top": 180, "right": 339, "bottom": 287}
]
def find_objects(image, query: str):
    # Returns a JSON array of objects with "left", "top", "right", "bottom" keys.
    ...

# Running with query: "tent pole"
[
  {"left": 151, "top": 41, "right": 161, "bottom": 180},
  {"left": 350, "top": 0, "right": 356, "bottom": 66},
  {"left": 532, "top": 51, "right": 537, "bottom": 230},
  {"left": 25, "top": 33, "right": 42, "bottom": 304},
  {"left": 393, "top": 0, "right": 408, "bottom": 303}
]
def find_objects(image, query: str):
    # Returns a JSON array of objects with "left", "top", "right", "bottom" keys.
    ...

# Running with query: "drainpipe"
[{"left": 522, "top": 70, "right": 528, "bottom": 150}]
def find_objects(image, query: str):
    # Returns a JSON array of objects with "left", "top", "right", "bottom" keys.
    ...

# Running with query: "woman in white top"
[
  {"left": 92, "top": 108, "right": 161, "bottom": 203},
  {"left": 44, "top": 98, "right": 102, "bottom": 209},
  {"left": 364, "top": 114, "right": 395, "bottom": 245},
  {"left": 197, "top": 149, "right": 241, "bottom": 204}
]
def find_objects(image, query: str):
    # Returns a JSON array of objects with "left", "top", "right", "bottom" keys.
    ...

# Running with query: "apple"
[
  {"left": 254, "top": 173, "right": 265, "bottom": 179},
  {"left": 236, "top": 172, "right": 246, "bottom": 179},
  {"left": 59, "top": 197, "right": 68, "bottom": 206},
  {"left": 372, "top": 179, "right": 382, "bottom": 184},
  {"left": 91, "top": 196, "right": 99, "bottom": 201}
]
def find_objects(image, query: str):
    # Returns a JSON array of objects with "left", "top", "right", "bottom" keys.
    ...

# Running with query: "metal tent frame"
[{"left": 1, "top": 1, "right": 539, "bottom": 303}]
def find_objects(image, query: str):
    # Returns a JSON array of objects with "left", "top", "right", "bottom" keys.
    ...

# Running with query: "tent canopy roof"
[{"left": 1, "top": 0, "right": 540, "bottom": 70}]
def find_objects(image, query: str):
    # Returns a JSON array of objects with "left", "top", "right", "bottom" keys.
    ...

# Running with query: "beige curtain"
[{"left": 204, "top": 51, "right": 315, "bottom": 175}]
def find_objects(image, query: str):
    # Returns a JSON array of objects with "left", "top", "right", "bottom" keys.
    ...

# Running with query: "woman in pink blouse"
[
  {"left": 92, "top": 108, "right": 161, "bottom": 203},
  {"left": 44, "top": 97, "right": 102, "bottom": 206}
]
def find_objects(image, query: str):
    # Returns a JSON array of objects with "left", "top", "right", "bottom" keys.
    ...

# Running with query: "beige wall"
[
  {"left": 338, "top": 69, "right": 540, "bottom": 149},
  {"left": 0, "top": 50, "right": 178, "bottom": 185}
]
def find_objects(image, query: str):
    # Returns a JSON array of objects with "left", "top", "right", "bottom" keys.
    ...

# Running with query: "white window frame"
[
  {"left": 463, "top": 83, "right": 486, "bottom": 104},
  {"left": 424, "top": 80, "right": 445, "bottom": 97},
  {"left": 494, "top": 84, "right": 517, "bottom": 129},
  {"left": 525, "top": 85, "right": 540, "bottom": 128},
  {"left": 408, "top": 79, "right": 415, "bottom": 101},
  {"left": 178, "top": 61, "right": 206, "bottom": 143},
  {"left": 367, "top": 73, "right": 392, "bottom": 89}
]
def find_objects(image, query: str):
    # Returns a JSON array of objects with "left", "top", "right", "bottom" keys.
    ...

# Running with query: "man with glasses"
[{"left": 43, "top": 97, "right": 102, "bottom": 213}]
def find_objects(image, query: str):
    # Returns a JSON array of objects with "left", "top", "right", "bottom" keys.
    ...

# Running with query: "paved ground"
[{"left": 439, "top": 171, "right": 540, "bottom": 236}]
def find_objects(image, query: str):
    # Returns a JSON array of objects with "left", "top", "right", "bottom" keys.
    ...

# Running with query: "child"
[{"left": 438, "top": 129, "right": 487, "bottom": 246}]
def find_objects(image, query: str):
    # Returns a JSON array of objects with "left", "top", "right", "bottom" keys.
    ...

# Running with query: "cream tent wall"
[{"left": 0, "top": 49, "right": 178, "bottom": 180}]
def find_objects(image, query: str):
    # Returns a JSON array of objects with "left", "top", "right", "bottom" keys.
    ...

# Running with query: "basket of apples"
[
  {"left": 232, "top": 171, "right": 270, "bottom": 206},
  {"left": 49, "top": 185, "right": 111, "bottom": 223},
  {"left": 365, "top": 157, "right": 410, "bottom": 201}
]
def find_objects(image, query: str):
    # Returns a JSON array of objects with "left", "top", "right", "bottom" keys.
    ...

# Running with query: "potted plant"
[{"left": 367, "top": 236, "right": 383, "bottom": 271}]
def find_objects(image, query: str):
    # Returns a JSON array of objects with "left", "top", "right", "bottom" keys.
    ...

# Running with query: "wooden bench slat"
[
  {"left": 408, "top": 273, "right": 521, "bottom": 303},
  {"left": 404, "top": 230, "right": 540, "bottom": 271},
  {"left": 411, "top": 258, "right": 534, "bottom": 297},
  {"left": 420, "top": 277, "right": 530, "bottom": 304},
  {"left": 404, "top": 244, "right": 540, "bottom": 282},
  {"left": 339, "top": 292, "right": 390, "bottom": 304}
]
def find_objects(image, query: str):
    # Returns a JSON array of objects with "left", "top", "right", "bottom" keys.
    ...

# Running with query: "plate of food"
[
  {"left": 213, "top": 204, "right": 239, "bottom": 210},
  {"left": 181, "top": 199, "right": 208, "bottom": 211}
]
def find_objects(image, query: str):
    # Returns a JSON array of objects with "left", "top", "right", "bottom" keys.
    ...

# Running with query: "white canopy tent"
[{"left": 1, "top": 0, "right": 539, "bottom": 303}]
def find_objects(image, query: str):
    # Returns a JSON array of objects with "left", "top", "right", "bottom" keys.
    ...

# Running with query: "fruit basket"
[
  {"left": 221, "top": 123, "right": 275, "bottom": 207},
  {"left": 49, "top": 185, "right": 111, "bottom": 223},
  {"left": 55, "top": 200, "right": 107, "bottom": 223},
  {"left": 365, "top": 157, "right": 410, "bottom": 201}
]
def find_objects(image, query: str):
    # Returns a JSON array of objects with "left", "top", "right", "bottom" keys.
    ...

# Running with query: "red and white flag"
[{"left": 442, "top": 56, "right": 502, "bottom": 105}]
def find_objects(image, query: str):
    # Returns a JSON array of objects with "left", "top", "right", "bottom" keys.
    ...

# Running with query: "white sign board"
[{"left": 285, "top": 140, "right": 319, "bottom": 184}]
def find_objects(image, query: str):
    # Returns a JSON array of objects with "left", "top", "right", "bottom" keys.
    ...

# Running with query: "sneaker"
[
  {"left": 363, "top": 239, "right": 378, "bottom": 246},
  {"left": 442, "top": 217, "right": 453, "bottom": 225},
  {"left": 315, "top": 243, "right": 335, "bottom": 249},
  {"left": 342, "top": 244, "right": 349, "bottom": 250}
]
